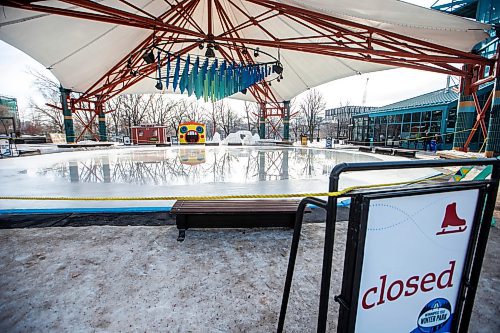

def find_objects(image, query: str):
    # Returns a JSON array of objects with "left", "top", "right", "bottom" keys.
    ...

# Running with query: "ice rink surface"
[{"left": 0, "top": 146, "right": 439, "bottom": 211}]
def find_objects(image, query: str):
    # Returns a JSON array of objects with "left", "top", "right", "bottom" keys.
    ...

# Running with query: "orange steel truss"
[{"left": 2, "top": 0, "right": 496, "bottom": 141}]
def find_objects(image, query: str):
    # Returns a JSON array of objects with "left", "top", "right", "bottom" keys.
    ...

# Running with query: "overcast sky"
[{"left": 0, "top": 0, "right": 457, "bottom": 117}]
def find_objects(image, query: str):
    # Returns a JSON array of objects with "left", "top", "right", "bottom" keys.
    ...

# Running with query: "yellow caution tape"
[{"left": 0, "top": 173, "right": 451, "bottom": 201}]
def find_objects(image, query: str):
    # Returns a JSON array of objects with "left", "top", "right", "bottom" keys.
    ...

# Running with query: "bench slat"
[{"left": 171, "top": 200, "right": 309, "bottom": 214}]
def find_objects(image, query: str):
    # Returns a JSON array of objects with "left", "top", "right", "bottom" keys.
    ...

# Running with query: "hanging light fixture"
[
  {"left": 142, "top": 50, "right": 155, "bottom": 64},
  {"left": 155, "top": 80, "right": 163, "bottom": 90},
  {"left": 205, "top": 45, "right": 215, "bottom": 58},
  {"left": 272, "top": 62, "right": 283, "bottom": 75},
  {"left": 254, "top": 47, "right": 260, "bottom": 57}
]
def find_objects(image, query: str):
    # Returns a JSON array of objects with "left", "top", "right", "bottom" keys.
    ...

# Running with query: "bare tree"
[
  {"left": 106, "top": 95, "right": 125, "bottom": 138},
  {"left": 206, "top": 101, "right": 221, "bottom": 137},
  {"left": 28, "top": 98, "right": 64, "bottom": 133},
  {"left": 28, "top": 69, "right": 65, "bottom": 134},
  {"left": 121, "top": 94, "right": 153, "bottom": 135},
  {"left": 243, "top": 101, "right": 259, "bottom": 133},
  {"left": 182, "top": 99, "right": 206, "bottom": 123},
  {"left": 146, "top": 95, "right": 179, "bottom": 126},
  {"left": 299, "top": 89, "right": 326, "bottom": 142},
  {"left": 216, "top": 100, "right": 242, "bottom": 136}
]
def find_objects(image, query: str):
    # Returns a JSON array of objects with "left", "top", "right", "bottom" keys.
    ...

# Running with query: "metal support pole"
[
  {"left": 60, "top": 86, "right": 75, "bottom": 143},
  {"left": 485, "top": 76, "right": 500, "bottom": 157},
  {"left": 283, "top": 101, "right": 290, "bottom": 141},
  {"left": 453, "top": 66, "right": 475, "bottom": 151},
  {"left": 98, "top": 110, "right": 107, "bottom": 142},
  {"left": 96, "top": 96, "right": 107, "bottom": 141},
  {"left": 259, "top": 103, "right": 266, "bottom": 139}
]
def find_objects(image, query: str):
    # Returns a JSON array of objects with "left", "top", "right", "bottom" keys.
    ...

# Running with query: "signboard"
[
  {"left": 123, "top": 136, "right": 131, "bottom": 145},
  {"left": 326, "top": 137, "right": 332, "bottom": 149},
  {"left": 342, "top": 185, "right": 486, "bottom": 333},
  {"left": 171, "top": 136, "right": 179, "bottom": 145},
  {"left": 0, "top": 139, "right": 10, "bottom": 156}
]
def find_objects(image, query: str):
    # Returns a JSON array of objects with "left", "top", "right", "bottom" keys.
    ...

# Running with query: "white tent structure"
[{"left": 0, "top": 0, "right": 493, "bottom": 140}]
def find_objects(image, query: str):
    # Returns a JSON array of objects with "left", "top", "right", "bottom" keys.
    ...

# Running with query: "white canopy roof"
[{"left": 0, "top": 0, "right": 490, "bottom": 102}]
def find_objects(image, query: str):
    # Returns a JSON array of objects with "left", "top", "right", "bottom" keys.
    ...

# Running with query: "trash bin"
[
  {"left": 430, "top": 139, "right": 437, "bottom": 153},
  {"left": 301, "top": 135, "right": 308, "bottom": 146}
]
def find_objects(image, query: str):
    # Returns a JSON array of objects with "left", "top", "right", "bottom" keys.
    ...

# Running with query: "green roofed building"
[
  {"left": 351, "top": 83, "right": 493, "bottom": 151},
  {"left": 0, "top": 95, "right": 19, "bottom": 136}
]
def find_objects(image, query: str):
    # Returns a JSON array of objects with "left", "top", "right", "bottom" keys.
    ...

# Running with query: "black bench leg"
[
  {"left": 177, "top": 229, "right": 186, "bottom": 242},
  {"left": 176, "top": 215, "right": 187, "bottom": 242}
]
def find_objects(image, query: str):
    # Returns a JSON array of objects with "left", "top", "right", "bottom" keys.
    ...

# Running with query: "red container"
[{"left": 131, "top": 125, "right": 169, "bottom": 145}]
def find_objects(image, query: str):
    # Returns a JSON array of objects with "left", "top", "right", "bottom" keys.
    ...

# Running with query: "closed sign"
[{"left": 355, "top": 189, "right": 480, "bottom": 333}]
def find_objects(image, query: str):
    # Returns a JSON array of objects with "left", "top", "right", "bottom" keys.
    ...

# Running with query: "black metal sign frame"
[
  {"left": 339, "top": 181, "right": 489, "bottom": 333},
  {"left": 277, "top": 158, "right": 500, "bottom": 333}
]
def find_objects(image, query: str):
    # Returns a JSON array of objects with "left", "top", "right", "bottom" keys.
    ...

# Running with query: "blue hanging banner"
[
  {"left": 208, "top": 60, "right": 216, "bottom": 101},
  {"left": 200, "top": 58, "right": 209, "bottom": 98},
  {"left": 219, "top": 61, "right": 226, "bottom": 99},
  {"left": 165, "top": 54, "right": 171, "bottom": 89},
  {"left": 157, "top": 51, "right": 162, "bottom": 82},
  {"left": 210, "top": 59, "right": 218, "bottom": 101},
  {"left": 172, "top": 55, "right": 181, "bottom": 91},
  {"left": 227, "top": 64, "right": 233, "bottom": 95},
  {"left": 179, "top": 54, "right": 190, "bottom": 94},
  {"left": 188, "top": 56, "right": 199, "bottom": 97}
]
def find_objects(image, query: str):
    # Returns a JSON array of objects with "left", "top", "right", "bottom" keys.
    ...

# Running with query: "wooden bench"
[
  {"left": 374, "top": 147, "right": 394, "bottom": 155},
  {"left": 393, "top": 149, "right": 417, "bottom": 158},
  {"left": 170, "top": 200, "right": 311, "bottom": 241},
  {"left": 358, "top": 146, "right": 373, "bottom": 153}
]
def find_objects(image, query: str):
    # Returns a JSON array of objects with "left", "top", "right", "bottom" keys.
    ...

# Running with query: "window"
[
  {"left": 412, "top": 112, "right": 421, "bottom": 123},
  {"left": 446, "top": 107, "right": 457, "bottom": 129},
  {"left": 422, "top": 112, "right": 431, "bottom": 122},
  {"left": 138, "top": 130, "right": 144, "bottom": 137},
  {"left": 432, "top": 110, "right": 442, "bottom": 122},
  {"left": 403, "top": 113, "right": 411, "bottom": 123}
]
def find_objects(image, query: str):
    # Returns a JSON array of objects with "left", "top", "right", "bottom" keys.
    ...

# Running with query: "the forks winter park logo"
[
  {"left": 436, "top": 202, "right": 467, "bottom": 236},
  {"left": 414, "top": 298, "right": 452, "bottom": 333}
]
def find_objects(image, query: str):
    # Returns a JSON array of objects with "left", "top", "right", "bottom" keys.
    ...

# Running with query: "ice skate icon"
[{"left": 436, "top": 202, "right": 467, "bottom": 235}]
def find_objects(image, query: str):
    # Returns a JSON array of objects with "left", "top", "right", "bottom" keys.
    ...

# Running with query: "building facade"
[
  {"left": 0, "top": 95, "right": 19, "bottom": 136},
  {"left": 351, "top": 84, "right": 493, "bottom": 150},
  {"left": 351, "top": 0, "right": 499, "bottom": 152},
  {"left": 432, "top": 0, "right": 499, "bottom": 154},
  {"left": 324, "top": 105, "right": 375, "bottom": 139}
]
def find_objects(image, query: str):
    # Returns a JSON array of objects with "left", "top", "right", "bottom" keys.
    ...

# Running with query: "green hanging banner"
[
  {"left": 179, "top": 54, "right": 190, "bottom": 94},
  {"left": 172, "top": 55, "right": 181, "bottom": 91},
  {"left": 188, "top": 56, "right": 198, "bottom": 97}
]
